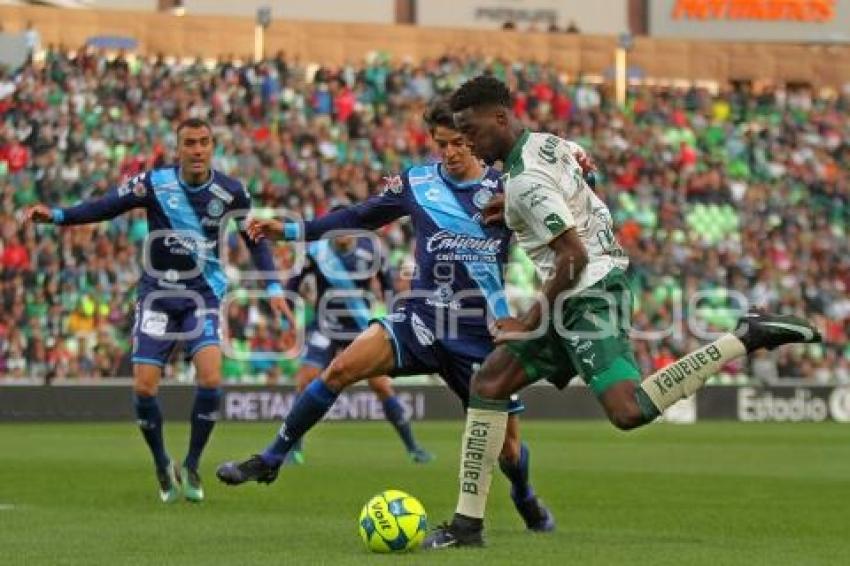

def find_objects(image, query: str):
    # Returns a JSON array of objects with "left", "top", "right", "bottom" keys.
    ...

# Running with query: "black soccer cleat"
[
  {"left": 216, "top": 455, "right": 280, "bottom": 486},
  {"left": 421, "top": 518, "right": 484, "bottom": 550},
  {"left": 512, "top": 490, "right": 556, "bottom": 532},
  {"left": 735, "top": 312, "right": 822, "bottom": 354}
]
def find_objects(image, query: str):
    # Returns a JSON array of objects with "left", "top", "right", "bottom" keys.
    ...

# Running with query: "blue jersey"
[
  {"left": 52, "top": 165, "right": 280, "bottom": 301},
  {"left": 294, "top": 163, "right": 511, "bottom": 335},
  {"left": 286, "top": 237, "right": 394, "bottom": 334}
]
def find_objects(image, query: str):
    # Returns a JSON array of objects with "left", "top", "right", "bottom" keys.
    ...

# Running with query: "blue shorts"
[
  {"left": 131, "top": 290, "right": 220, "bottom": 367},
  {"left": 302, "top": 325, "right": 353, "bottom": 369},
  {"left": 375, "top": 307, "right": 524, "bottom": 414}
]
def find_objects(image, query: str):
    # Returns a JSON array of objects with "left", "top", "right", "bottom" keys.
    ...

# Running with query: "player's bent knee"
[
  {"left": 471, "top": 372, "right": 513, "bottom": 400},
  {"left": 197, "top": 373, "right": 222, "bottom": 389},
  {"left": 133, "top": 381, "right": 158, "bottom": 397},
  {"left": 323, "top": 356, "right": 359, "bottom": 391}
]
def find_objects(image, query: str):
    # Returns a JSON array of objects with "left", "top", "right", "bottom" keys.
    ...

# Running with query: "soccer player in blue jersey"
[
  {"left": 283, "top": 219, "right": 432, "bottom": 464},
  {"left": 23, "top": 118, "right": 289, "bottom": 504},
  {"left": 216, "top": 99, "right": 556, "bottom": 533}
]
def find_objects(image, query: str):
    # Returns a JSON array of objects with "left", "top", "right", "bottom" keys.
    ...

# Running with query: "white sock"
[
  {"left": 641, "top": 333, "right": 747, "bottom": 412},
  {"left": 455, "top": 407, "right": 508, "bottom": 520}
]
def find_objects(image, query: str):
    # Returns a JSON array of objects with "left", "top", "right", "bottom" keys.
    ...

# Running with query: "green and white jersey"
[{"left": 502, "top": 130, "right": 628, "bottom": 295}]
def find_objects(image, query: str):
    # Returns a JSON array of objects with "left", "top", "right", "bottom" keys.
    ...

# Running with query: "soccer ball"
[{"left": 358, "top": 489, "right": 427, "bottom": 553}]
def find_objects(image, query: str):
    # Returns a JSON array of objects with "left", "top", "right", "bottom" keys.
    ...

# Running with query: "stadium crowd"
[{"left": 0, "top": 47, "right": 848, "bottom": 384}]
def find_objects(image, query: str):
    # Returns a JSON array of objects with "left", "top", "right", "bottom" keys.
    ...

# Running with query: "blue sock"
[
  {"left": 290, "top": 394, "right": 303, "bottom": 454},
  {"left": 499, "top": 442, "right": 532, "bottom": 501},
  {"left": 382, "top": 396, "right": 418, "bottom": 452},
  {"left": 184, "top": 387, "right": 222, "bottom": 472},
  {"left": 261, "top": 379, "right": 337, "bottom": 466},
  {"left": 134, "top": 395, "right": 169, "bottom": 471}
]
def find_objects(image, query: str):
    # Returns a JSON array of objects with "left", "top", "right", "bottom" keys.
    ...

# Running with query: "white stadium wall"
[
  {"left": 181, "top": 0, "right": 395, "bottom": 24},
  {"left": 86, "top": 0, "right": 158, "bottom": 10},
  {"left": 415, "top": 0, "right": 630, "bottom": 34}
]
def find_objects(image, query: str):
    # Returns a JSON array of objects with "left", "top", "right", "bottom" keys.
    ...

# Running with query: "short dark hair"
[
  {"left": 449, "top": 75, "right": 512, "bottom": 113},
  {"left": 422, "top": 98, "right": 455, "bottom": 131},
  {"left": 176, "top": 117, "right": 213, "bottom": 137}
]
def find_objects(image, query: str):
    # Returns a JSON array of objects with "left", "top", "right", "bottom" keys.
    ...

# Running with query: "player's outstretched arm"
[
  {"left": 23, "top": 176, "right": 148, "bottom": 226},
  {"left": 250, "top": 189, "right": 408, "bottom": 243}
]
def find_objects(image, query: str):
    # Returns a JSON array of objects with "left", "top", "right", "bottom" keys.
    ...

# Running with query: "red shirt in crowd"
[
  {"left": 0, "top": 141, "right": 30, "bottom": 173},
  {"left": 335, "top": 87, "right": 356, "bottom": 123},
  {"left": 1, "top": 241, "right": 31, "bottom": 271}
]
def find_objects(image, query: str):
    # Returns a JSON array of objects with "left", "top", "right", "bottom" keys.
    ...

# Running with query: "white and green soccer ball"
[{"left": 358, "top": 489, "right": 427, "bottom": 553}]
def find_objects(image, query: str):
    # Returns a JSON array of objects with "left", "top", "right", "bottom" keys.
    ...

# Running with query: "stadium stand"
[{"left": 0, "top": 48, "right": 848, "bottom": 384}]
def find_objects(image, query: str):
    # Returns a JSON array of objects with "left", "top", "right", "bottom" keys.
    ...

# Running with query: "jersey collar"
[
  {"left": 437, "top": 162, "right": 488, "bottom": 190},
  {"left": 503, "top": 129, "right": 530, "bottom": 178},
  {"left": 177, "top": 166, "right": 214, "bottom": 193}
]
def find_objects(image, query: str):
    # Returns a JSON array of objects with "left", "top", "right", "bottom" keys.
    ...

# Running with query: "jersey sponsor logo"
[
  {"left": 519, "top": 185, "right": 549, "bottom": 209},
  {"left": 481, "top": 178, "right": 498, "bottom": 189},
  {"left": 209, "top": 184, "right": 234, "bottom": 204},
  {"left": 472, "top": 188, "right": 493, "bottom": 210},
  {"left": 411, "top": 312, "right": 435, "bottom": 346},
  {"left": 538, "top": 135, "right": 560, "bottom": 165},
  {"left": 207, "top": 198, "right": 225, "bottom": 218},
  {"left": 201, "top": 217, "right": 221, "bottom": 227},
  {"left": 543, "top": 213, "right": 566, "bottom": 235},
  {"left": 163, "top": 234, "right": 218, "bottom": 255},
  {"left": 425, "top": 230, "right": 502, "bottom": 255},
  {"left": 382, "top": 175, "right": 404, "bottom": 195}
]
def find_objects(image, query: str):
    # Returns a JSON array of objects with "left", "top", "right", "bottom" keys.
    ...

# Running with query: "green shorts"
[{"left": 505, "top": 268, "right": 641, "bottom": 397}]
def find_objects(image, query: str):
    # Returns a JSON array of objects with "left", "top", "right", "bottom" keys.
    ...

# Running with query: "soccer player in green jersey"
[{"left": 423, "top": 76, "right": 822, "bottom": 548}]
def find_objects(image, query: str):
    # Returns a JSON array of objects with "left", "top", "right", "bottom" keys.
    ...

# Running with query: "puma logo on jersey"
[{"left": 543, "top": 213, "right": 566, "bottom": 235}]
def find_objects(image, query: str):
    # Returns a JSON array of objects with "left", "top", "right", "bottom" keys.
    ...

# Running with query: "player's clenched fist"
[
  {"left": 246, "top": 217, "right": 284, "bottom": 242},
  {"left": 482, "top": 193, "right": 506, "bottom": 225},
  {"left": 21, "top": 204, "right": 53, "bottom": 224}
]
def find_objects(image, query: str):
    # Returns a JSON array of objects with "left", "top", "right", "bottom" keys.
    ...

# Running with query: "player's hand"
[
  {"left": 247, "top": 218, "right": 284, "bottom": 242},
  {"left": 573, "top": 149, "right": 597, "bottom": 177},
  {"left": 491, "top": 317, "right": 529, "bottom": 345},
  {"left": 21, "top": 204, "right": 53, "bottom": 224},
  {"left": 482, "top": 193, "right": 506, "bottom": 225},
  {"left": 269, "top": 295, "right": 296, "bottom": 329}
]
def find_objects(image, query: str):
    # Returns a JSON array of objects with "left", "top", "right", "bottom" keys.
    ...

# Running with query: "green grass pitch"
[{"left": 0, "top": 421, "right": 847, "bottom": 565}]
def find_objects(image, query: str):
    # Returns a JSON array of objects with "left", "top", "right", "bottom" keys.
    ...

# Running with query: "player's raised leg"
[
  {"left": 216, "top": 322, "right": 396, "bottom": 485},
  {"left": 132, "top": 362, "right": 181, "bottom": 503},
  {"left": 180, "top": 343, "right": 223, "bottom": 502},
  {"left": 600, "top": 312, "right": 823, "bottom": 430},
  {"left": 367, "top": 375, "right": 433, "bottom": 463}
]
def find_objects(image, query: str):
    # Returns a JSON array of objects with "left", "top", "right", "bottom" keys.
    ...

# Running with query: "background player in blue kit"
[
  {"left": 23, "top": 118, "right": 289, "bottom": 503},
  {"left": 282, "top": 217, "right": 432, "bottom": 464},
  {"left": 216, "top": 99, "right": 556, "bottom": 532}
]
